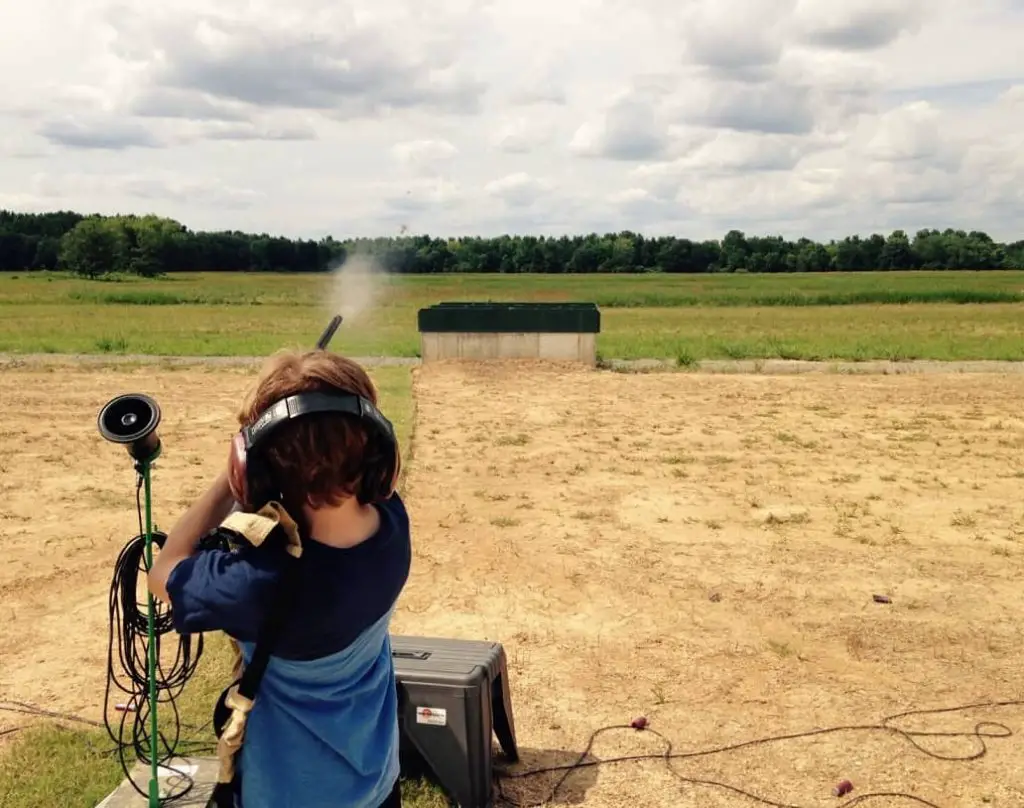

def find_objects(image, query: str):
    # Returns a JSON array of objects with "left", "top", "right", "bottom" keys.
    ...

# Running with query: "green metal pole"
[{"left": 141, "top": 458, "right": 160, "bottom": 808}]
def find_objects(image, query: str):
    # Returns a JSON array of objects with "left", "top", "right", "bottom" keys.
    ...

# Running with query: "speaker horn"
[{"left": 98, "top": 393, "right": 162, "bottom": 462}]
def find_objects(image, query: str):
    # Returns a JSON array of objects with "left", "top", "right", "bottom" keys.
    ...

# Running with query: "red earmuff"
[{"left": 228, "top": 432, "right": 249, "bottom": 509}]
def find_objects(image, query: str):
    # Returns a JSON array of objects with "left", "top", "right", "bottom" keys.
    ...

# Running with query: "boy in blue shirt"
[{"left": 148, "top": 349, "right": 411, "bottom": 808}]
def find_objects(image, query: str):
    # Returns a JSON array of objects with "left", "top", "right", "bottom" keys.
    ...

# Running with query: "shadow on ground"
[{"left": 491, "top": 745, "right": 601, "bottom": 806}]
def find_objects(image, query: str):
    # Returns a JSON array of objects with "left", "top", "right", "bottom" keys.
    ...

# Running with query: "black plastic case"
[{"left": 392, "top": 635, "right": 519, "bottom": 808}]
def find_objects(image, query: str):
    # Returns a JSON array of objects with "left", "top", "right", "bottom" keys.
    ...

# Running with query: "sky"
[{"left": 0, "top": 0, "right": 1022, "bottom": 242}]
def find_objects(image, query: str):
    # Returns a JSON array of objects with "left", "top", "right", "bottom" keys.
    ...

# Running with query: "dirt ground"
[
  {"left": 3, "top": 360, "right": 1024, "bottom": 807},
  {"left": 394, "top": 361, "right": 1024, "bottom": 808},
  {"left": 0, "top": 363, "right": 271, "bottom": 721}
]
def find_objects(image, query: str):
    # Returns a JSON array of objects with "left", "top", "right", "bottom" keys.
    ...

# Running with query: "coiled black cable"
[{"left": 100, "top": 473, "right": 206, "bottom": 802}]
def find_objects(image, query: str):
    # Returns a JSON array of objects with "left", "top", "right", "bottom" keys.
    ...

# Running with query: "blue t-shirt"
[{"left": 165, "top": 493, "right": 412, "bottom": 808}]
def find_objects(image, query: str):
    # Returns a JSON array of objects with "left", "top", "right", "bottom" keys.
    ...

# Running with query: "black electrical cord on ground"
[
  {"left": 493, "top": 698, "right": 1024, "bottom": 808},
  {"left": 4, "top": 695, "right": 1018, "bottom": 808},
  {"left": 0, "top": 700, "right": 216, "bottom": 760},
  {"left": 100, "top": 474, "right": 206, "bottom": 803},
  {"left": 3, "top": 691, "right": 1022, "bottom": 807}
]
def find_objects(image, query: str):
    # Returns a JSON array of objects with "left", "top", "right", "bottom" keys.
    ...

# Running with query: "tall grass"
[
  {"left": 67, "top": 291, "right": 260, "bottom": 306},
  {"left": 69, "top": 287, "right": 1022, "bottom": 308},
  {"left": 1, "top": 270, "right": 1023, "bottom": 360},
  {"left": 5, "top": 269, "right": 1024, "bottom": 309},
  {"left": 592, "top": 288, "right": 1024, "bottom": 307}
]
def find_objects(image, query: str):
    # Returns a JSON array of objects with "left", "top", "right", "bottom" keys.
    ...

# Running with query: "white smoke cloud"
[{"left": 325, "top": 251, "right": 389, "bottom": 333}]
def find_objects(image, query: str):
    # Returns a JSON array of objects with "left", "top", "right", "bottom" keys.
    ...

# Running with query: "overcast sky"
[{"left": 1, "top": 0, "right": 1022, "bottom": 242}]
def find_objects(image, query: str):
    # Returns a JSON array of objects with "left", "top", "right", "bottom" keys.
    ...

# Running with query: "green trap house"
[{"left": 417, "top": 302, "right": 601, "bottom": 365}]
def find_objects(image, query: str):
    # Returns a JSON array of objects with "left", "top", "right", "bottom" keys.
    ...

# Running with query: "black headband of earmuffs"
[{"left": 241, "top": 390, "right": 398, "bottom": 506}]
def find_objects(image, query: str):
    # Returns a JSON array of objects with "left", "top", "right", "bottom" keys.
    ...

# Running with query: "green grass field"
[
  {"left": 2, "top": 270, "right": 1024, "bottom": 361},
  {"left": 0, "top": 365, "right": 448, "bottom": 808}
]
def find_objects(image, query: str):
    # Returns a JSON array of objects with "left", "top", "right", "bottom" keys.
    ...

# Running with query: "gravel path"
[
  {"left": 0, "top": 353, "right": 420, "bottom": 368},
  {"left": 602, "top": 357, "right": 1024, "bottom": 374},
  {"left": 4, "top": 353, "right": 1024, "bottom": 374}
]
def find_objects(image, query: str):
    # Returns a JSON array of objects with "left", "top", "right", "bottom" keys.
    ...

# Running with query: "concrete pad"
[
  {"left": 420, "top": 331, "right": 597, "bottom": 364},
  {"left": 456, "top": 333, "right": 501, "bottom": 359},
  {"left": 496, "top": 333, "right": 540, "bottom": 358},
  {"left": 96, "top": 757, "right": 219, "bottom": 807}
]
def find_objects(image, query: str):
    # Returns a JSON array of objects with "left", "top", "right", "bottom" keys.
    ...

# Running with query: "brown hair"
[{"left": 237, "top": 349, "right": 392, "bottom": 514}]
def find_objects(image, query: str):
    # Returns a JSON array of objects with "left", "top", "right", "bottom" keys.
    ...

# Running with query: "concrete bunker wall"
[{"left": 417, "top": 303, "right": 601, "bottom": 366}]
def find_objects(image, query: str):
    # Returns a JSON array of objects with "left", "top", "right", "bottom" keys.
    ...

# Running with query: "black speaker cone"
[{"left": 98, "top": 393, "right": 162, "bottom": 462}]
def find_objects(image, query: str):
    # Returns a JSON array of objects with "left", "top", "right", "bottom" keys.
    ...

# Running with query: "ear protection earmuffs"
[{"left": 228, "top": 389, "right": 400, "bottom": 512}]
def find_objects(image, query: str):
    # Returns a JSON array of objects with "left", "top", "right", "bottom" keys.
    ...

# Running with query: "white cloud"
[
  {"left": 570, "top": 94, "right": 669, "bottom": 161},
  {"left": 25, "top": 170, "right": 264, "bottom": 212},
  {"left": 677, "top": 0, "right": 792, "bottom": 78},
  {"left": 484, "top": 172, "right": 554, "bottom": 207},
  {"left": 391, "top": 139, "right": 459, "bottom": 169},
  {"left": 859, "top": 102, "right": 955, "bottom": 165},
  {"left": 490, "top": 116, "right": 553, "bottom": 154},
  {"left": 0, "top": 0, "right": 1022, "bottom": 240},
  {"left": 383, "top": 178, "right": 464, "bottom": 212},
  {"left": 792, "top": 0, "right": 928, "bottom": 51}
]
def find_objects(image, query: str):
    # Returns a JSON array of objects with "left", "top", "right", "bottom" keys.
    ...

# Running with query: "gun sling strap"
[{"left": 205, "top": 503, "right": 305, "bottom": 808}]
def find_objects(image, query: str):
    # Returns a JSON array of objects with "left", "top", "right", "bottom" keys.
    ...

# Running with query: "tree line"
[{"left": 1, "top": 209, "right": 1022, "bottom": 277}]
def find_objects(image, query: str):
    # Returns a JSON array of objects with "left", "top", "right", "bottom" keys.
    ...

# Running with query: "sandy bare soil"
[
  {"left": 0, "top": 364, "right": 268, "bottom": 723},
  {"left": 394, "top": 361, "right": 1024, "bottom": 807},
  {"left": 3, "top": 360, "right": 1024, "bottom": 806}
]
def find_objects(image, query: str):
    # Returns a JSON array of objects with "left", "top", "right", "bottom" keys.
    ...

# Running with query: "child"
[{"left": 148, "top": 350, "right": 411, "bottom": 808}]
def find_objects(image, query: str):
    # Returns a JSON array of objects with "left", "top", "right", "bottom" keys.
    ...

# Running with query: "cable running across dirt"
[
  {"left": 493, "top": 699, "right": 1023, "bottom": 808},
  {"left": 3, "top": 695, "right": 1018, "bottom": 806},
  {"left": 2, "top": 688, "right": 1022, "bottom": 805}
]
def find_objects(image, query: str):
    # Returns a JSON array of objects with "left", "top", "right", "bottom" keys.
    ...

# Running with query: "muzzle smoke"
[{"left": 325, "top": 251, "right": 388, "bottom": 334}]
